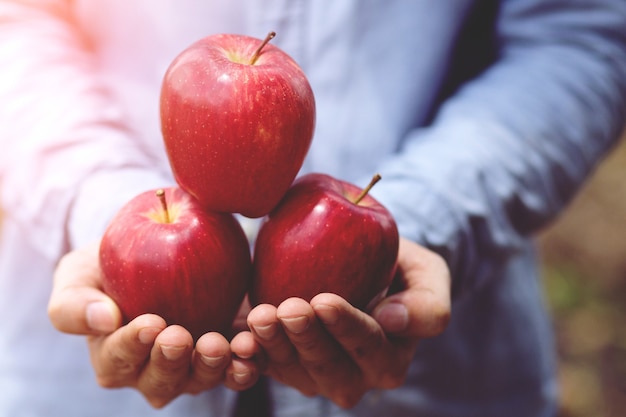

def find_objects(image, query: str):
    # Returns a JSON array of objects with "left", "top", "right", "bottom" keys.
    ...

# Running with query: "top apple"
[{"left": 160, "top": 32, "right": 316, "bottom": 218}]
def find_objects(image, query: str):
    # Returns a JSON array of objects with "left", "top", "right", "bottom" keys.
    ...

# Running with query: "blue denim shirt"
[
  {"left": 253, "top": 2, "right": 625, "bottom": 415},
  {"left": 0, "top": 1, "right": 625, "bottom": 416}
]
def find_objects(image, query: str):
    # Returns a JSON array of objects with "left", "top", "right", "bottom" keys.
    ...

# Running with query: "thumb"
[
  {"left": 372, "top": 238, "right": 451, "bottom": 339},
  {"left": 48, "top": 241, "right": 122, "bottom": 335}
]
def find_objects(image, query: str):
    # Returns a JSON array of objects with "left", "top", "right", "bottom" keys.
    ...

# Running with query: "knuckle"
[
  {"left": 299, "top": 354, "right": 344, "bottom": 377},
  {"left": 94, "top": 373, "right": 125, "bottom": 389},
  {"left": 108, "top": 354, "right": 142, "bottom": 376},
  {"left": 93, "top": 356, "right": 142, "bottom": 389},
  {"left": 145, "top": 395, "right": 173, "bottom": 409},
  {"left": 348, "top": 332, "right": 384, "bottom": 360},
  {"left": 139, "top": 379, "right": 184, "bottom": 408},
  {"left": 428, "top": 302, "right": 451, "bottom": 336},
  {"left": 145, "top": 374, "right": 185, "bottom": 395},
  {"left": 292, "top": 335, "right": 322, "bottom": 352}
]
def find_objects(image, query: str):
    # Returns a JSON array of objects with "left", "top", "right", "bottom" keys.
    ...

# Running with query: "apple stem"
[
  {"left": 250, "top": 31, "right": 276, "bottom": 65},
  {"left": 353, "top": 173, "right": 382, "bottom": 205},
  {"left": 156, "top": 189, "right": 170, "bottom": 223}
]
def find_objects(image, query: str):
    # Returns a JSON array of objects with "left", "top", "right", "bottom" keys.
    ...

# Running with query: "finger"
[
  {"left": 88, "top": 314, "right": 166, "bottom": 389},
  {"left": 137, "top": 325, "right": 194, "bottom": 408},
  {"left": 224, "top": 331, "right": 263, "bottom": 391},
  {"left": 373, "top": 238, "right": 451, "bottom": 339},
  {"left": 248, "top": 304, "right": 293, "bottom": 364},
  {"left": 276, "top": 297, "right": 362, "bottom": 407},
  {"left": 225, "top": 357, "right": 260, "bottom": 391},
  {"left": 49, "top": 241, "right": 122, "bottom": 334},
  {"left": 311, "top": 293, "right": 416, "bottom": 390},
  {"left": 247, "top": 303, "right": 316, "bottom": 395},
  {"left": 230, "top": 330, "right": 263, "bottom": 363},
  {"left": 186, "top": 332, "right": 232, "bottom": 394}
]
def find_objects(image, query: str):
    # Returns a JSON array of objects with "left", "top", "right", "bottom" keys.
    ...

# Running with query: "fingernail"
[
  {"left": 137, "top": 327, "right": 160, "bottom": 345},
  {"left": 374, "top": 303, "right": 409, "bottom": 333},
  {"left": 200, "top": 354, "right": 225, "bottom": 368},
  {"left": 251, "top": 323, "right": 278, "bottom": 340},
  {"left": 280, "top": 315, "right": 310, "bottom": 334},
  {"left": 161, "top": 345, "right": 186, "bottom": 361},
  {"left": 233, "top": 371, "right": 251, "bottom": 385},
  {"left": 313, "top": 304, "right": 339, "bottom": 326},
  {"left": 235, "top": 352, "right": 253, "bottom": 360},
  {"left": 86, "top": 301, "right": 116, "bottom": 333}
]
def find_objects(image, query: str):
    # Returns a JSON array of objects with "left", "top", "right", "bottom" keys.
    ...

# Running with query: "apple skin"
[
  {"left": 99, "top": 187, "right": 252, "bottom": 340},
  {"left": 250, "top": 173, "right": 400, "bottom": 310},
  {"left": 160, "top": 33, "right": 316, "bottom": 218}
]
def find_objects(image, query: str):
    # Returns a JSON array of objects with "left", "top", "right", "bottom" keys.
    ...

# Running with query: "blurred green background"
[{"left": 539, "top": 132, "right": 626, "bottom": 417}]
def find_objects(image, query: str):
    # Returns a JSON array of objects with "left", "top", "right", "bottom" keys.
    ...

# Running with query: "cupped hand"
[
  {"left": 246, "top": 238, "right": 451, "bottom": 408},
  {"left": 47, "top": 242, "right": 262, "bottom": 408}
]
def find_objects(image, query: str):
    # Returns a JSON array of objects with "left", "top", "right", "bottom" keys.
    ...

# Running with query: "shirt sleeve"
[
  {"left": 371, "top": 0, "right": 626, "bottom": 297},
  {"left": 0, "top": 1, "right": 173, "bottom": 261}
]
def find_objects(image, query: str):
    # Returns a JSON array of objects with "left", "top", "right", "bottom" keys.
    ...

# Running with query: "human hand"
[
  {"left": 246, "top": 238, "right": 451, "bottom": 408},
  {"left": 47, "top": 242, "right": 262, "bottom": 408}
]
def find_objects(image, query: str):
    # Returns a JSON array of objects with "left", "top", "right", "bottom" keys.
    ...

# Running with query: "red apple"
[
  {"left": 250, "top": 173, "right": 399, "bottom": 310},
  {"left": 160, "top": 32, "right": 316, "bottom": 218},
  {"left": 99, "top": 187, "right": 252, "bottom": 340}
]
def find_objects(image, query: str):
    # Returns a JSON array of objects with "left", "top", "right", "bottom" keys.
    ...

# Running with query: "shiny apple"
[
  {"left": 250, "top": 173, "right": 399, "bottom": 310},
  {"left": 99, "top": 187, "right": 251, "bottom": 340},
  {"left": 160, "top": 32, "right": 316, "bottom": 218}
]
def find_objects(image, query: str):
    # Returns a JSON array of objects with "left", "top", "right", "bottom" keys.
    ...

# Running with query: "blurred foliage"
[
  {"left": 539, "top": 132, "right": 626, "bottom": 417},
  {"left": 542, "top": 263, "right": 626, "bottom": 417}
]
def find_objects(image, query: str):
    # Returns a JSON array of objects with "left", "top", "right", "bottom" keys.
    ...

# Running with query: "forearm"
[
  {"left": 0, "top": 1, "right": 170, "bottom": 260},
  {"left": 372, "top": 0, "right": 626, "bottom": 296}
]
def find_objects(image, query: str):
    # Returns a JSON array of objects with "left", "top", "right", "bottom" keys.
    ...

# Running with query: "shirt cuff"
[{"left": 68, "top": 167, "right": 175, "bottom": 250}]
